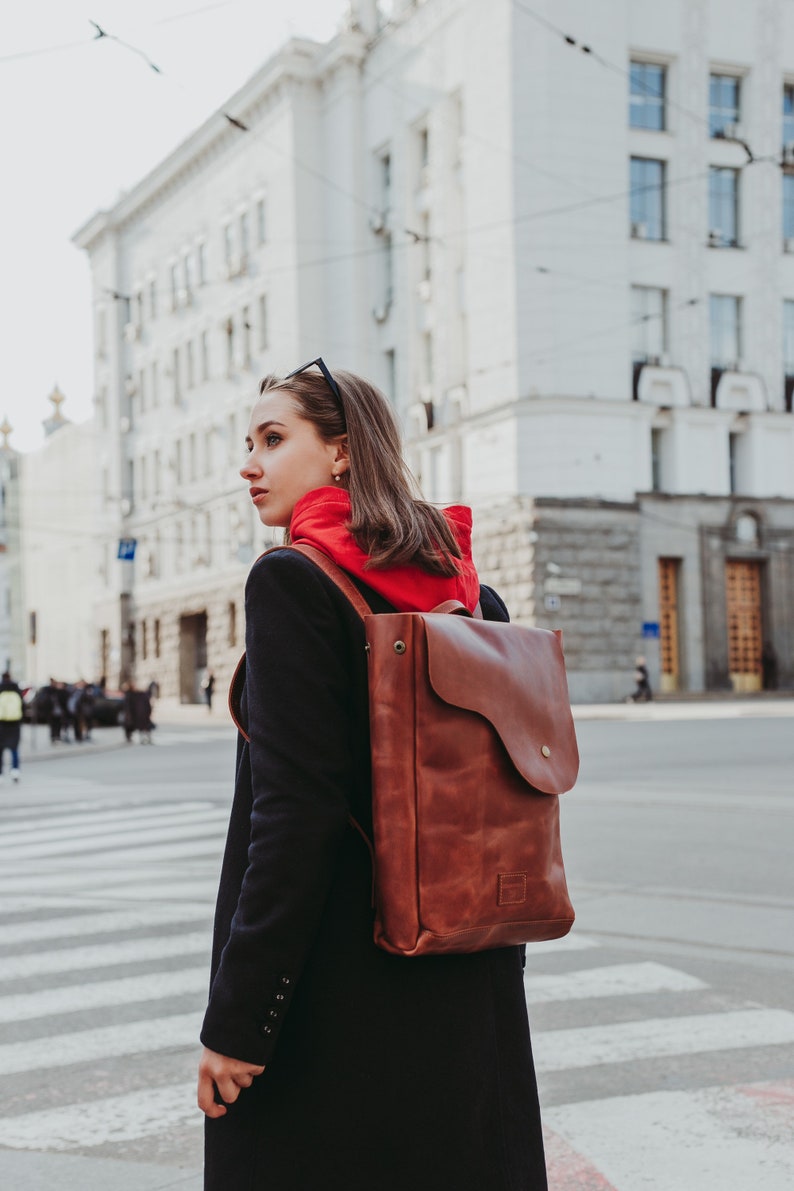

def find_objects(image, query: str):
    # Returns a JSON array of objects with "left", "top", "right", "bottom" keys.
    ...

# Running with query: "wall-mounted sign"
[
  {"left": 117, "top": 539, "right": 137, "bottom": 561},
  {"left": 642, "top": 621, "right": 660, "bottom": 638},
  {"left": 544, "top": 577, "right": 582, "bottom": 596}
]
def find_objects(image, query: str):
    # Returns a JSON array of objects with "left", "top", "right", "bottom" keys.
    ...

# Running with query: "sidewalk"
[
  {"left": 18, "top": 701, "right": 234, "bottom": 764},
  {"left": 572, "top": 694, "right": 794, "bottom": 721}
]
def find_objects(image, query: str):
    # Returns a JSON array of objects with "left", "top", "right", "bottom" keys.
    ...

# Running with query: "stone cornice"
[{"left": 73, "top": 38, "right": 321, "bottom": 251}]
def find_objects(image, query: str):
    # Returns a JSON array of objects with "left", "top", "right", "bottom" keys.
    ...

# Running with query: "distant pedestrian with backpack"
[
  {"left": 0, "top": 672, "right": 24, "bottom": 783},
  {"left": 197, "top": 362, "right": 557, "bottom": 1190}
]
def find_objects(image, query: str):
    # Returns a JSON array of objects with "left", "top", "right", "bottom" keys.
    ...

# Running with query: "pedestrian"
[
  {"left": 628, "top": 654, "right": 652, "bottom": 702},
  {"left": 0, "top": 671, "right": 23, "bottom": 783},
  {"left": 202, "top": 672, "right": 215, "bottom": 712},
  {"left": 197, "top": 362, "right": 548, "bottom": 1189},
  {"left": 39, "top": 678, "right": 64, "bottom": 743},
  {"left": 123, "top": 682, "right": 153, "bottom": 744}
]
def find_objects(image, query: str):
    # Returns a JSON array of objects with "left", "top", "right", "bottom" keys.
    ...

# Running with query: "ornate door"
[
  {"left": 725, "top": 560, "right": 762, "bottom": 692},
  {"left": 658, "top": 558, "right": 680, "bottom": 693}
]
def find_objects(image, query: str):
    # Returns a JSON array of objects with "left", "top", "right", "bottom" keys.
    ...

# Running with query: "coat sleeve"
[{"left": 200, "top": 552, "right": 356, "bottom": 1065}]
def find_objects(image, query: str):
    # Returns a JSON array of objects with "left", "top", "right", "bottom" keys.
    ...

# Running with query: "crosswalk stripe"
[
  {"left": 544, "top": 1080, "right": 794, "bottom": 1191},
  {"left": 0, "top": 932, "right": 210, "bottom": 981},
  {"left": 0, "top": 807, "right": 228, "bottom": 851},
  {"left": 533, "top": 1009, "right": 794, "bottom": 1073},
  {"left": 0, "top": 903, "right": 211, "bottom": 946},
  {"left": 0, "top": 802, "right": 216, "bottom": 838},
  {"left": 0, "top": 867, "right": 215, "bottom": 897},
  {"left": 524, "top": 962, "right": 706, "bottom": 1003},
  {"left": 525, "top": 933, "right": 598, "bottom": 955},
  {"left": 1, "top": 837, "right": 223, "bottom": 871},
  {"left": 0, "top": 968, "right": 208, "bottom": 1023},
  {"left": 0, "top": 1012, "right": 201, "bottom": 1076},
  {"left": 0, "top": 1081, "right": 199, "bottom": 1151},
  {"left": 3, "top": 818, "right": 227, "bottom": 861}
]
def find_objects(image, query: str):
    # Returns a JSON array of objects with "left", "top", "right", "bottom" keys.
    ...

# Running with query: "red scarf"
[{"left": 289, "top": 487, "right": 481, "bottom": 612}]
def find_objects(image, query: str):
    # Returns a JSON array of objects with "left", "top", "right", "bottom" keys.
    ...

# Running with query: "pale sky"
[{"left": 2, "top": 0, "right": 348, "bottom": 452}]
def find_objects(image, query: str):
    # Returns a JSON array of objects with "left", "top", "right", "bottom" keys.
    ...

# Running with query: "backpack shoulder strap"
[{"left": 268, "top": 543, "right": 373, "bottom": 621}]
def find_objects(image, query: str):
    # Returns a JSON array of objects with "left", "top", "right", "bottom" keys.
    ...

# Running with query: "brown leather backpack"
[{"left": 231, "top": 544, "right": 579, "bottom": 957}]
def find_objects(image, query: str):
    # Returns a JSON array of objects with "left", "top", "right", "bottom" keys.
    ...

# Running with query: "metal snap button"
[
  {"left": 394, "top": 640, "right": 406, "bottom": 654},
  {"left": 541, "top": 745, "right": 551, "bottom": 758}
]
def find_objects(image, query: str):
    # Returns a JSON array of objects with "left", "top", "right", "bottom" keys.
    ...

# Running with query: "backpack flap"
[{"left": 423, "top": 617, "right": 579, "bottom": 795}]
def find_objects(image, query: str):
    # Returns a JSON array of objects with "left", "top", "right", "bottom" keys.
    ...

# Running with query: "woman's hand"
[{"left": 197, "top": 1046, "right": 265, "bottom": 1118}]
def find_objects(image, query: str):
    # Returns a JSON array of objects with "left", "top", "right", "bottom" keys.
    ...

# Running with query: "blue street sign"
[
  {"left": 117, "top": 538, "right": 137, "bottom": 561},
  {"left": 642, "top": 621, "right": 660, "bottom": 639}
]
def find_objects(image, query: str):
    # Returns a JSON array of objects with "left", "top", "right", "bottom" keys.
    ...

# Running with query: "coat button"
[
  {"left": 261, "top": 1025, "right": 273, "bottom": 1036},
  {"left": 268, "top": 1008, "right": 279, "bottom": 1019},
  {"left": 280, "top": 975, "right": 291, "bottom": 986},
  {"left": 275, "top": 993, "right": 285, "bottom": 1002}
]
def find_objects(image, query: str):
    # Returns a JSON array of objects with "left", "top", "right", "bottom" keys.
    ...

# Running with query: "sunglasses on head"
[{"left": 284, "top": 357, "right": 343, "bottom": 405}]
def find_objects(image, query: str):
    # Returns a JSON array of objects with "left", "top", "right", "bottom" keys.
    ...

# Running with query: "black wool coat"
[{"left": 201, "top": 550, "right": 548, "bottom": 1191}]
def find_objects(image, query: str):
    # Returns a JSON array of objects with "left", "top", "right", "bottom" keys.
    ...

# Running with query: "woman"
[{"left": 197, "top": 361, "right": 547, "bottom": 1190}]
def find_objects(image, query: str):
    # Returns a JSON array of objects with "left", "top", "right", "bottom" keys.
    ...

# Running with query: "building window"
[
  {"left": 197, "top": 241, "right": 207, "bottom": 286},
  {"left": 154, "top": 618, "right": 161, "bottom": 659},
  {"left": 651, "top": 427, "right": 665, "bottom": 491},
  {"left": 783, "top": 174, "right": 794, "bottom": 243},
  {"left": 709, "top": 73, "right": 740, "bottom": 137},
  {"left": 380, "top": 151, "right": 392, "bottom": 207},
  {"left": 172, "top": 347, "right": 181, "bottom": 403},
  {"left": 630, "top": 157, "right": 665, "bottom": 240},
  {"left": 783, "top": 300, "right": 794, "bottom": 410},
  {"left": 153, "top": 449, "right": 161, "bottom": 495},
  {"left": 418, "top": 126, "right": 429, "bottom": 177},
  {"left": 256, "top": 198, "right": 266, "bottom": 245},
  {"left": 709, "top": 167, "right": 739, "bottom": 247},
  {"left": 225, "top": 317, "right": 235, "bottom": 375},
  {"left": 150, "top": 361, "right": 159, "bottom": 408},
  {"left": 141, "top": 620, "right": 148, "bottom": 661},
  {"left": 223, "top": 223, "right": 234, "bottom": 268},
  {"left": 169, "top": 263, "right": 179, "bottom": 311},
  {"left": 241, "top": 305, "right": 251, "bottom": 367},
  {"left": 239, "top": 211, "right": 250, "bottom": 261},
  {"left": 228, "top": 601, "right": 237, "bottom": 647},
  {"left": 186, "top": 339, "right": 195, "bottom": 389},
  {"left": 258, "top": 295, "right": 268, "bottom": 351},
  {"left": 174, "top": 440, "right": 183, "bottom": 485},
  {"left": 728, "top": 432, "right": 740, "bottom": 493},
  {"left": 784, "top": 85, "right": 794, "bottom": 149},
  {"left": 631, "top": 286, "right": 667, "bottom": 363},
  {"left": 629, "top": 61, "right": 666, "bottom": 130},
  {"left": 201, "top": 330, "right": 210, "bottom": 380},
  {"left": 710, "top": 294, "right": 741, "bottom": 370},
  {"left": 149, "top": 279, "right": 157, "bottom": 322}
]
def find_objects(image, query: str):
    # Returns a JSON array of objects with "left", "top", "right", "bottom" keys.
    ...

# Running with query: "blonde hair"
[{"left": 259, "top": 369, "right": 462, "bottom": 575}]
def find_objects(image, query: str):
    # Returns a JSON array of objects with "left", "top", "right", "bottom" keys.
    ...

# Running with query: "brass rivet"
[
  {"left": 541, "top": 745, "right": 551, "bottom": 758},
  {"left": 394, "top": 640, "right": 406, "bottom": 654}
]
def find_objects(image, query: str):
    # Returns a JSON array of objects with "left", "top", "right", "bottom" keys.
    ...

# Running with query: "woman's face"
[{"left": 241, "top": 389, "right": 347, "bottom": 527}]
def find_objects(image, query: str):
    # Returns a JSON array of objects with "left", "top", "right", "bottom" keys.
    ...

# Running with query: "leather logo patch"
[{"left": 498, "top": 872, "right": 527, "bottom": 906}]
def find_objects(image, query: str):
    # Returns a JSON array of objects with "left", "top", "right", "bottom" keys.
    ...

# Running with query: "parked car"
[{"left": 22, "top": 686, "right": 125, "bottom": 728}]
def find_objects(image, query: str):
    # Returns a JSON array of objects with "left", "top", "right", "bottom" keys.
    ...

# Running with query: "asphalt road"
[{"left": 0, "top": 713, "right": 792, "bottom": 1189}]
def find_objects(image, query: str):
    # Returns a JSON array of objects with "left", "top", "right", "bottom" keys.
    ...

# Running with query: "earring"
[{"left": 333, "top": 473, "right": 341, "bottom": 482}]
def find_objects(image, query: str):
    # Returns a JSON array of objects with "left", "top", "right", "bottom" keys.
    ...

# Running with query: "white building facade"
[{"left": 74, "top": 0, "right": 794, "bottom": 701}]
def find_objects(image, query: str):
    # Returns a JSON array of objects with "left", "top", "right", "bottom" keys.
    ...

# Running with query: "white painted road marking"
[
  {"left": 524, "top": 961, "right": 706, "bottom": 1003},
  {"left": 0, "top": 931, "right": 210, "bottom": 981},
  {"left": 0, "top": 967, "right": 208, "bottom": 1023},
  {"left": 3, "top": 818, "right": 227, "bottom": 861},
  {"left": 0, "top": 806, "right": 226, "bottom": 849},
  {"left": 0, "top": 1012, "right": 201, "bottom": 1076},
  {"left": 0, "top": 1081, "right": 200, "bottom": 1151},
  {"left": 544, "top": 1081, "right": 794, "bottom": 1191},
  {"left": 533, "top": 1008, "right": 794, "bottom": 1073},
  {"left": 1, "top": 903, "right": 211, "bottom": 945}
]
